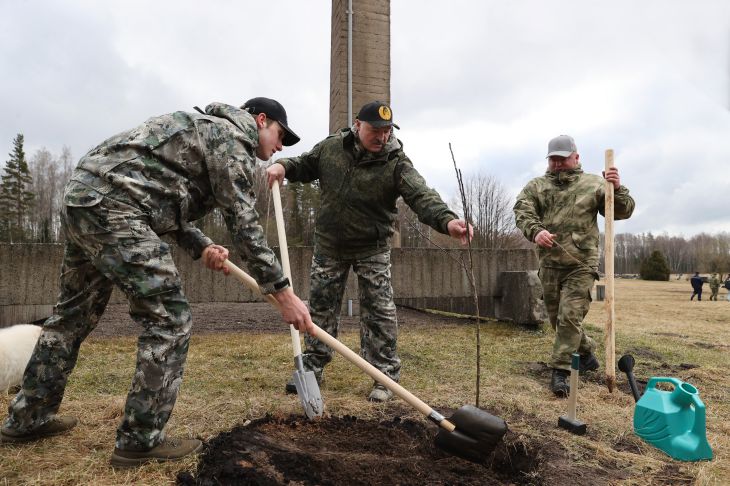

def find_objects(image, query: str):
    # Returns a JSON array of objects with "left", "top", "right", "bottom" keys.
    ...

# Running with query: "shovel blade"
[
  {"left": 292, "top": 369, "right": 325, "bottom": 419},
  {"left": 435, "top": 405, "right": 507, "bottom": 464}
]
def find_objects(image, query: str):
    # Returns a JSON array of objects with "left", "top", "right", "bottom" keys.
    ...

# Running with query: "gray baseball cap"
[{"left": 546, "top": 135, "right": 577, "bottom": 158}]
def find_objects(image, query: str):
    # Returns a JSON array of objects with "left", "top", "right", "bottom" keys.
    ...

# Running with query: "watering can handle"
[
  {"left": 646, "top": 376, "right": 682, "bottom": 391},
  {"left": 690, "top": 392, "right": 707, "bottom": 435}
]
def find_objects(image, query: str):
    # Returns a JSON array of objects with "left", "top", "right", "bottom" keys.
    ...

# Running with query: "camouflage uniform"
[
  {"left": 277, "top": 128, "right": 457, "bottom": 381},
  {"left": 514, "top": 166, "right": 635, "bottom": 370},
  {"left": 709, "top": 274, "right": 720, "bottom": 301},
  {"left": 3, "top": 103, "right": 287, "bottom": 451}
]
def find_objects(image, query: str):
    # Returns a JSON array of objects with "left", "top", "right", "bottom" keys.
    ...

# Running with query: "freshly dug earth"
[
  {"left": 176, "top": 409, "right": 693, "bottom": 486},
  {"left": 176, "top": 412, "right": 537, "bottom": 486},
  {"left": 176, "top": 410, "right": 693, "bottom": 486}
]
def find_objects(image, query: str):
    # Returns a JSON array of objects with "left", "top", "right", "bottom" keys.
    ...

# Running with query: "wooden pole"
[
  {"left": 604, "top": 149, "right": 616, "bottom": 392},
  {"left": 271, "top": 181, "right": 304, "bottom": 358}
]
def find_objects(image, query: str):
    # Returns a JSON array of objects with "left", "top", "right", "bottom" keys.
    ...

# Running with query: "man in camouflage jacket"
[
  {"left": 0, "top": 98, "right": 314, "bottom": 466},
  {"left": 513, "top": 135, "right": 635, "bottom": 397},
  {"left": 709, "top": 273, "right": 720, "bottom": 301},
  {"left": 266, "top": 101, "right": 472, "bottom": 402}
]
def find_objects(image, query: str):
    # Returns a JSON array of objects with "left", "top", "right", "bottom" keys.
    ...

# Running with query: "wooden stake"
[{"left": 604, "top": 149, "right": 616, "bottom": 392}]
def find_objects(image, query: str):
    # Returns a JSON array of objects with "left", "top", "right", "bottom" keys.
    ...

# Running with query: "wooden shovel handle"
[
  {"left": 222, "top": 259, "right": 455, "bottom": 432},
  {"left": 270, "top": 180, "right": 303, "bottom": 357},
  {"left": 604, "top": 149, "right": 616, "bottom": 392}
]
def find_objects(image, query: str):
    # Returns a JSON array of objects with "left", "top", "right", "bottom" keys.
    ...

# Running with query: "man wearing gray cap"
[
  {"left": 513, "top": 135, "right": 635, "bottom": 397},
  {"left": 267, "top": 101, "right": 472, "bottom": 402}
]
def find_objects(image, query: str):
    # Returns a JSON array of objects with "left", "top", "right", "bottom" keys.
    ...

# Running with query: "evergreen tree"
[
  {"left": 639, "top": 249, "right": 671, "bottom": 281},
  {"left": 0, "top": 134, "right": 35, "bottom": 242}
]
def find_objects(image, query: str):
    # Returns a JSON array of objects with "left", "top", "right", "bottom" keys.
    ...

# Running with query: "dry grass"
[{"left": 1, "top": 278, "right": 728, "bottom": 484}]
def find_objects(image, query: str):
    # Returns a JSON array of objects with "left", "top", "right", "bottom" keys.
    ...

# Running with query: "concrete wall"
[
  {"left": 392, "top": 248, "right": 540, "bottom": 316},
  {"left": 330, "top": 0, "right": 391, "bottom": 132},
  {"left": 0, "top": 244, "right": 539, "bottom": 326}
]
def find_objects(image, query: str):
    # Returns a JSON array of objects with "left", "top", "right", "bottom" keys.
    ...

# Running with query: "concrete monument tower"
[{"left": 329, "top": 0, "right": 391, "bottom": 134}]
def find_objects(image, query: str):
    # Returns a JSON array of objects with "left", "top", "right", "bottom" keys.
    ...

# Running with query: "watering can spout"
[{"left": 633, "top": 377, "right": 713, "bottom": 462}]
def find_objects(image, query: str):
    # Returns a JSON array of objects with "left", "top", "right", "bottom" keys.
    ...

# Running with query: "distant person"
[
  {"left": 0, "top": 98, "right": 315, "bottom": 467},
  {"left": 690, "top": 272, "right": 704, "bottom": 301},
  {"left": 725, "top": 275, "right": 730, "bottom": 302},
  {"left": 514, "top": 134, "right": 635, "bottom": 397},
  {"left": 709, "top": 273, "right": 720, "bottom": 301},
  {"left": 266, "top": 101, "right": 472, "bottom": 402}
]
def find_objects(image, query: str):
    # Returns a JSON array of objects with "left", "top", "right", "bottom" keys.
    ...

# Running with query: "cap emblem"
[{"left": 378, "top": 105, "right": 392, "bottom": 121}]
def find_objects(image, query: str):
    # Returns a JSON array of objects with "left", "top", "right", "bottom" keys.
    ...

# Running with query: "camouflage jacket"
[
  {"left": 277, "top": 128, "right": 457, "bottom": 259},
  {"left": 709, "top": 275, "right": 720, "bottom": 289},
  {"left": 513, "top": 166, "right": 635, "bottom": 269},
  {"left": 63, "top": 103, "right": 287, "bottom": 294}
]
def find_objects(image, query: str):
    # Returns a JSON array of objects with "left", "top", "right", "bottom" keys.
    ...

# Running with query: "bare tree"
[
  {"left": 29, "top": 148, "right": 57, "bottom": 241},
  {"left": 460, "top": 171, "right": 521, "bottom": 249}
]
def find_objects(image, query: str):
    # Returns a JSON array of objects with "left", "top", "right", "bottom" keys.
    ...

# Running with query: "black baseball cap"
[
  {"left": 241, "top": 97, "right": 300, "bottom": 146},
  {"left": 356, "top": 101, "right": 400, "bottom": 129}
]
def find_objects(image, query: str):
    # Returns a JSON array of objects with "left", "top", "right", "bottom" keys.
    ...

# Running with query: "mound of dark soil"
[
  {"left": 176, "top": 408, "right": 696, "bottom": 485},
  {"left": 177, "top": 414, "right": 539, "bottom": 485}
]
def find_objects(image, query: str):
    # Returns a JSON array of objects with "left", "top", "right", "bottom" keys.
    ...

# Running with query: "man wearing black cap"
[
  {"left": 0, "top": 98, "right": 314, "bottom": 466},
  {"left": 267, "top": 101, "right": 472, "bottom": 402},
  {"left": 514, "top": 135, "right": 635, "bottom": 397}
]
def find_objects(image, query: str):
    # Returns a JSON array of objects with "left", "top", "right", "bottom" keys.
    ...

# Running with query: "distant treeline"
[
  {"left": 2, "top": 134, "right": 728, "bottom": 274},
  {"left": 599, "top": 232, "right": 730, "bottom": 275}
]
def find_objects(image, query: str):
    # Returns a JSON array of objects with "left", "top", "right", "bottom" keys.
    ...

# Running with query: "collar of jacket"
[
  {"left": 203, "top": 102, "right": 259, "bottom": 150},
  {"left": 545, "top": 166, "right": 583, "bottom": 186}
]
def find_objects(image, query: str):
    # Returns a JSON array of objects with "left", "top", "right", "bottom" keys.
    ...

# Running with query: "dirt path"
[{"left": 91, "top": 302, "right": 455, "bottom": 337}]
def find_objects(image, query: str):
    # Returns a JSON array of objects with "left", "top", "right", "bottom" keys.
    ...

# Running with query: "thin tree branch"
[{"left": 449, "top": 142, "right": 482, "bottom": 408}]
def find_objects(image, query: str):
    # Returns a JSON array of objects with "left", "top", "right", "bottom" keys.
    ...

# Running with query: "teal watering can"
[{"left": 634, "top": 377, "right": 713, "bottom": 461}]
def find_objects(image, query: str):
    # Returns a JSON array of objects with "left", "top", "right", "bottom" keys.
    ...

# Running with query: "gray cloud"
[{"left": 1, "top": 1, "right": 728, "bottom": 235}]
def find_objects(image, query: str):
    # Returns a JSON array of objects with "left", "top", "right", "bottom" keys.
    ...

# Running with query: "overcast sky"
[{"left": 2, "top": 1, "right": 729, "bottom": 236}]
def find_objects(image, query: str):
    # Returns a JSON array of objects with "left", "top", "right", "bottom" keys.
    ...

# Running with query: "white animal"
[{"left": 0, "top": 324, "right": 43, "bottom": 393}]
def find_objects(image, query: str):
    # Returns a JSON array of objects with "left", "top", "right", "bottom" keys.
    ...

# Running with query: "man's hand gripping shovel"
[{"left": 270, "top": 180, "right": 324, "bottom": 420}]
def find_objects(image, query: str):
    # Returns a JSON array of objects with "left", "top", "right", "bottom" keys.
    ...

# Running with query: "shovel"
[
  {"left": 271, "top": 180, "right": 324, "bottom": 420},
  {"left": 558, "top": 353, "right": 587, "bottom": 435},
  {"left": 222, "top": 260, "right": 508, "bottom": 464}
]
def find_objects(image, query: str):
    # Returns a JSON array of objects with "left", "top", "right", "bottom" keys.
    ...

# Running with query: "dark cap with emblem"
[
  {"left": 356, "top": 101, "right": 400, "bottom": 129},
  {"left": 241, "top": 97, "right": 300, "bottom": 146}
]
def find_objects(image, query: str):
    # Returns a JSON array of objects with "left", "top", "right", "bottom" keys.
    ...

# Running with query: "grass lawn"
[{"left": 1, "top": 278, "right": 728, "bottom": 484}]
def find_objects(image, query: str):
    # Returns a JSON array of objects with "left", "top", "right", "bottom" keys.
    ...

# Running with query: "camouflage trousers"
[
  {"left": 3, "top": 197, "right": 192, "bottom": 451},
  {"left": 539, "top": 266, "right": 597, "bottom": 370},
  {"left": 709, "top": 287, "right": 719, "bottom": 301},
  {"left": 302, "top": 251, "right": 400, "bottom": 382}
]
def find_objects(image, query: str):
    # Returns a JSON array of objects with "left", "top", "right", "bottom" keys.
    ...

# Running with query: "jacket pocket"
[{"left": 571, "top": 231, "right": 598, "bottom": 251}]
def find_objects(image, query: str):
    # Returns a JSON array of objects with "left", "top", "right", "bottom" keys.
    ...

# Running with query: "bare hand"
[
  {"left": 266, "top": 163, "right": 286, "bottom": 189},
  {"left": 273, "top": 288, "right": 316, "bottom": 335},
  {"left": 447, "top": 219, "right": 474, "bottom": 245},
  {"left": 602, "top": 167, "right": 621, "bottom": 190},
  {"left": 534, "top": 229, "right": 557, "bottom": 249},
  {"left": 202, "top": 244, "right": 230, "bottom": 274}
]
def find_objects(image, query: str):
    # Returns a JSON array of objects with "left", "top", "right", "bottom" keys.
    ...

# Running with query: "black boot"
[
  {"left": 551, "top": 369, "right": 570, "bottom": 397},
  {"left": 579, "top": 352, "right": 600, "bottom": 373}
]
